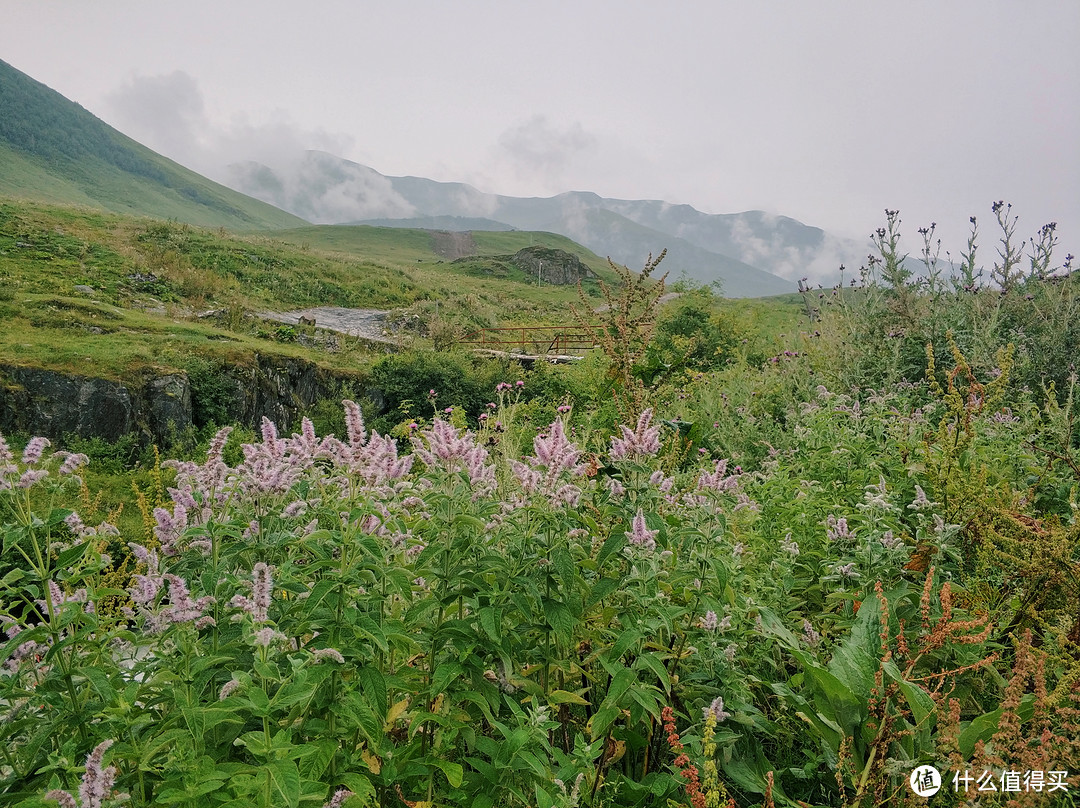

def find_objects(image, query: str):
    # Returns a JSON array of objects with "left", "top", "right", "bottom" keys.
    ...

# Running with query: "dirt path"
[{"left": 257, "top": 307, "right": 395, "bottom": 344}]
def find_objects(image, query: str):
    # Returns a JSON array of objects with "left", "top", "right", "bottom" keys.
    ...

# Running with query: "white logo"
[{"left": 910, "top": 765, "right": 942, "bottom": 796}]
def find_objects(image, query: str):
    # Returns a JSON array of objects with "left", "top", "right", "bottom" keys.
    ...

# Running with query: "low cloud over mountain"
[{"left": 227, "top": 151, "right": 871, "bottom": 296}]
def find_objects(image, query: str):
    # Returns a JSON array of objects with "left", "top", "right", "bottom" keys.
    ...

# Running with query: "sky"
[{"left": 2, "top": 1, "right": 1078, "bottom": 261}]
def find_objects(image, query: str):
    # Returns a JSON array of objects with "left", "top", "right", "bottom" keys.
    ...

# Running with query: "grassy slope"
[
  {"left": 0, "top": 58, "right": 306, "bottom": 231},
  {"left": 0, "top": 202, "right": 650, "bottom": 379}
]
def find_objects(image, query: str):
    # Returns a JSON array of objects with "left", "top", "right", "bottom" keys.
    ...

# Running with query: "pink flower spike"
[
  {"left": 22, "top": 436, "right": 51, "bottom": 465},
  {"left": 625, "top": 509, "right": 658, "bottom": 550},
  {"left": 324, "top": 789, "right": 355, "bottom": 808},
  {"left": 78, "top": 739, "right": 118, "bottom": 808}
]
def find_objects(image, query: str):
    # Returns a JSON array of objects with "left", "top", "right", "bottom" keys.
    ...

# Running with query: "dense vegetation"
[{"left": 1, "top": 205, "right": 1079, "bottom": 808}]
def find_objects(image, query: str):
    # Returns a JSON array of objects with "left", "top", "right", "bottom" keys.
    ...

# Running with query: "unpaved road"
[{"left": 258, "top": 307, "right": 395, "bottom": 344}]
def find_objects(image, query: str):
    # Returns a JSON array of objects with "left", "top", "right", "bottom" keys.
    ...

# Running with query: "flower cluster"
[
  {"left": 609, "top": 408, "right": 661, "bottom": 460},
  {"left": 44, "top": 740, "right": 121, "bottom": 808}
]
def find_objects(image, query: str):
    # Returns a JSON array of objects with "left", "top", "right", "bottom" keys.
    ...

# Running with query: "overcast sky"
[{"left": 2, "top": 1, "right": 1078, "bottom": 260}]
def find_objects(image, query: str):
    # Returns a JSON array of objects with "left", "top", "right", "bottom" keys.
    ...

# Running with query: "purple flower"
[
  {"left": 836, "top": 562, "right": 859, "bottom": 579},
  {"left": 219, "top": 678, "right": 242, "bottom": 700},
  {"left": 699, "top": 610, "right": 718, "bottom": 631},
  {"left": 22, "top": 436, "right": 50, "bottom": 465},
  {"left": 803, "top": 619, "right": 821, "bottom": 647},
  {"left": 58, "top": 452, "right": 89, "bottom": 475},
  {"left": 625, "top": 509, "right": 658, "bottom": 550},
  {"left": 230, "top": 562, "right": 273, "bottom": 623},
  {"left": 412, "top": 419, "right": 495, "bottom": 495},
  {"left": 697, "top": 459, "right": 738, "bottom": 493},
  {"left": 253, "top": 626, "right": 285, "bottom": 648},
  {"left": 312, "top": 647, "right": 345, "bottom": 664},
  {"left": 702, "top": 697, "right": 731, "bottom": 723},
  {"left": 610, "top": 408, "right": 661, "bottom": 460},
  {"left": 43, "top": 739, "right": 118, "bottom": 808},
  {"left": 907, "top": 485, "right": 934, "bottom": 511},
  {"left": 825, "top": 515, "right": 854, "bottom": 542},
  {"left": 17, "top": 469, "right": 48, "bottom": 489},
  {"left": 323, "top": 789, "right": 355, "bottom": 808}
]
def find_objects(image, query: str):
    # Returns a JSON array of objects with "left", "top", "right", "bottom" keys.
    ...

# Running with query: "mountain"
[
  {"left": 226, "top": 151, "right": 872, "bottom": 296},
  {"left": 0, "top": 59, "right": 305, "bottom": 230}
]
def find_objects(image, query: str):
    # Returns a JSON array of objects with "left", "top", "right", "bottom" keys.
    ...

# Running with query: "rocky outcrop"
[
  {"left": 0, "top": 355, "right": 359, "bottom": 447},
  {"left": 511, "top": 247, "right": 594, "bottom": 286}
]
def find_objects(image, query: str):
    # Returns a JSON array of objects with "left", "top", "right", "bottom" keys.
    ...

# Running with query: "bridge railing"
[{"left": 457, "top": 325, "right": 598, "bottom": 356}]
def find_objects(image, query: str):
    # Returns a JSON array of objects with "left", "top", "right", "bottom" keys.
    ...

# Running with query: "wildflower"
[
  {"left": 230, "top": 562, "right": 274, "bottom": 623},
  {"left": 825, "top": 515, "right": 854, "bottom": 542},
  {"left": 45, "top": 739, "right": 118, "bottom": 808},
  {"left": 625, "top": 509, "right": 658, "bottom": 550},
  {"left": 218, "top": 678, "right": 242, "bottom": 700},
  {"left": 17, "top": 469, "right": 48, "bottom": 488},
  {"left": 58, "top": 452, "right": 89, "bottom": 475},
  {"left": 147, "top": 575, "right": 215, "bottom": 632},
  {"left": 802, "top": 619, "right": 821, "bottom": 647},
  {"left": 606, "top": 478, "right": 626, "bottom": 498},
  {"left": 836, "top": 562, "right": 859, "bottom": 579},
  {"left": 609, "top": 408, "right": 661, "bottom": 460},
  {"left": 323, "top": 789, "right": 355, "bottom": 808},
  {"left": 412, "top": 419, "right": 496, "bottom": 495},
  {"left": 699, "top": 610, "right": 718, "bottom": 631},
  {"left": 22, "top": 436, "right": 50, "bottom": 465},
  {"left": 880, "top": 530, "right": 902, "bottom": 549},
  {"left": 703, "top": 696, "right": 731, "bottom": 723},
  {"left": 780, "top": 533, "right": 800, "bottom": 556},
  {"left": 697, "top": 458, "right": 739, "bottom": 493},
  {"left": 312, "top": 647, "right": 345, "bottom": 664},
  {"left": 733, "top": 493, "right": 759, "bottom": 512},
  {"left": 732, "top": 542, "right": 745, "bottom": 558},
  {"left": 253, "top": 626, "right": 285, "bottom": 648},
  {"left": 907, "top": 485, "right": 934, "bottom": 511},
  {"left": 724, "top": 643, "right": 738, "bottom": 663}
]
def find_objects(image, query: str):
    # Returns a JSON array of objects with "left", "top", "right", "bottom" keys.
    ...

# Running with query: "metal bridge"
[{"left": 457, "top": 325, "right": 597, "bottom": 363}]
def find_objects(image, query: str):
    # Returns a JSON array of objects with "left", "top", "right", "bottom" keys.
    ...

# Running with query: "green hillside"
[
  {"left": 269, "top": 224, "right": 615, "bottom": 276},
  {"left": 0, "top": 201, "right": 632, "bottom": 380},
  {"left": 0, "top": 58, "right": 306, "bottom": 230}
]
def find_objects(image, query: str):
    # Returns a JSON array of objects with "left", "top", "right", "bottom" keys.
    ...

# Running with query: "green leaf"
[
  {"left": 338, "top": 773, "right": 377, "bottom": 806},
  {"left": 587, "top": 576, "right": 620, "bottom": 606},
  {"left": 608, "top": 628, "right": 642, "bottom": 662},
  {"left": 634, "top": 653, "right": 671, "bottom": 692},
  {"left": 551, "top": 546, "right": 577, "bottom": 587},
  {"left": 881, "top": 659, "right": 936, "bottom": 753},
  {"left": 958, "top": 694, "right": 1037, "bottom": 759},
  {"left": 547, "top": 689, "right": 590, "bottom": 706},
  {"left": 536, "top": 784, "right": 556, "bottom": 808},
  {"left": 430, "top": 758, "right": 464, "bottom": 787},
  {"left": 479, "top": 606, "right": 501, "bottom": 643},
  {"left": 590, "top": 702, "right": 621, "bottom": 741},
  {"left": 56, "top": 540, "right": 91, "bottom": 568},
  {"left": 597, "top": 534, "right": 627, "bottom": 567},
  {"left": 265, "top": 760, "right": 301, "bottom": 808},
  {"left": 544, "top": 600, "right": 574, "bottom": 644}
]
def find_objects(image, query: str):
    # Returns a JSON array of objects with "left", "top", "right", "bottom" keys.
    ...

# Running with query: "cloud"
[
  {"left": 492, "top": 115, "right": 599, "bottom": 194},
  {"left": 103, "top": 70, "right": 354, "bottom": 182}
]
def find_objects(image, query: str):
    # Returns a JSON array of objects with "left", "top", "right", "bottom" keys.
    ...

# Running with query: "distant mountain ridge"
[
  {"left": 0, "top": 58, "right": 304, "bottom": 230},
  {"left": 228, "top": 151, "right": 871, "bottom": 296}
]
